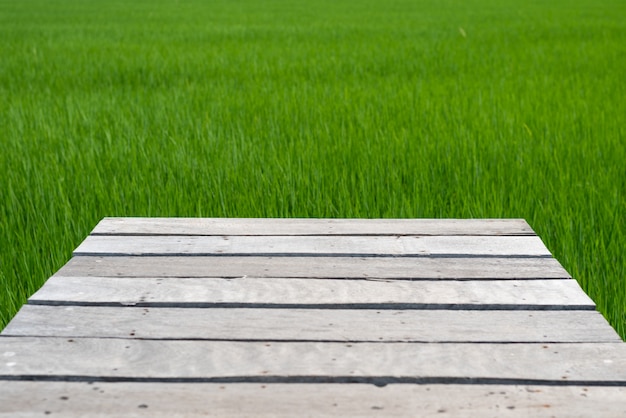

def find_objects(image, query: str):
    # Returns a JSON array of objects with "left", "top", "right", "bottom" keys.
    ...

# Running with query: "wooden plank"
[
  {"left": 73, "top": 235, "right": 551, "bottom": 257},
  {"left": 2, "top": 382, "right": 625, "bottom": 417},
  {"left": 3, "top": 306, "right": 619, "bottom": 342},
  {"left": 57, "top": 256, "right": 572, "bottom": 279},
  {"left": 92, "top": 217, "right": 536, "bottom": 236},
  {"left": 1, "top": 338, "right": 625, "bottom": 382},
  {"left": 28, "top": 276, "right": 595, "bottom": 309}
]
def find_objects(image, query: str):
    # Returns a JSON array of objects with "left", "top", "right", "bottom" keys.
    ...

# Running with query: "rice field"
[{"left": 0, "top": 0, "right": 624, "bottom": 337}]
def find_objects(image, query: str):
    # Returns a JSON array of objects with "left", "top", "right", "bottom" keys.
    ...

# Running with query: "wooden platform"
[{"left": 1, "top": 218, "right": 625, "bottom": 416}]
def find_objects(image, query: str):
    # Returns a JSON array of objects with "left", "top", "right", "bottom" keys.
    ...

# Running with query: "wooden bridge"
[{"left": 1, "top": 218, "right": 625, "bottom": 416}]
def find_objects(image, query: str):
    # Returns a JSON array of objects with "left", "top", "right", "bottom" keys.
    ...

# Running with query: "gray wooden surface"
[
  {"left": 74, "top": 235, "right": 552, "bottom": 257},
  {"left": 92, "top": 217, "right": 536, "bottom": 236},
  {"left": 2, "top": 337, "right": 626, "bottom": 382},
  {"left": 57, "top": 256, "right": 572, "bottom": 279},
  {"left": 1, "top": 218, "right": 624, "bottom": 416},
  {"left": 4, "top": 306, "right": 619, "bottom": 342},
  {"left": 28, "top": 276, "right": 594, "bottom": 308},
  {"left": 2, "top": 383, "right": 625, "bottom": 418}
]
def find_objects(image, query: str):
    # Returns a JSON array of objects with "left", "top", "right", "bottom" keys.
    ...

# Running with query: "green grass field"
[{"left": 1, "top": 0, "right": 624, "bottom": 337}]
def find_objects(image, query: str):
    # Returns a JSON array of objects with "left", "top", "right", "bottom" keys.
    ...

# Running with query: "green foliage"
[{"left": 1, "top": 0, "right": 624, "bottom": 337}]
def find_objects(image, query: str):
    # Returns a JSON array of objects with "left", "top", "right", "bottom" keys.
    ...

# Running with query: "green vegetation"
[{"left": 1, "top": 0, "right": 624, "bottom": 337}]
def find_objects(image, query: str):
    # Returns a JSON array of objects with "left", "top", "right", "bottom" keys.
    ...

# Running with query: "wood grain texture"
[
  {"left": 4, "top": 306, "right": 619, "bottom": 342},
  {"left": 56, "top": 256, "right": 572, "bottom": 279},
  {"left": 1, "top": 382, "right": 625, "bottom": 417},
  {"left": 28, "top": 276, "right": 595, "bottom": 309},
  {"left": 1, "top": 338, "right": 626, "bottom": 382},
  {"left": 3, "top": 217, "right": 623, "bottom": 416},
  {"left": 73, "top": 235, "right": 551, "bottom": 257},
  {"left": 92, "top": 217, "right": 536, "bottom": 236}
]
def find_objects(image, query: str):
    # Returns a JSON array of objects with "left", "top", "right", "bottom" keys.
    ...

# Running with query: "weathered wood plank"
[
  {"left": 92, "top": 217, "right": 536, "bottom": 236},
  {"left": 28, "top": 276, "right": 595, "bottom": 309},
  {"left": 1, "top": 338, "right": 625, "bottom": 382},
  {"left": 3, "top": 306, "right": 619, "bottom": 342},
  {"left": 2, "top": 382, "right": 625, "bottom": 417},
  {"left": 2, "top": 217, "right": 621, "bottom": 417},
  {"left": 74, "top": 235, "right": 551, "bottom": 257},
  {"left": 57, "top": 256, "right": 572, "bottom": 279}
]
